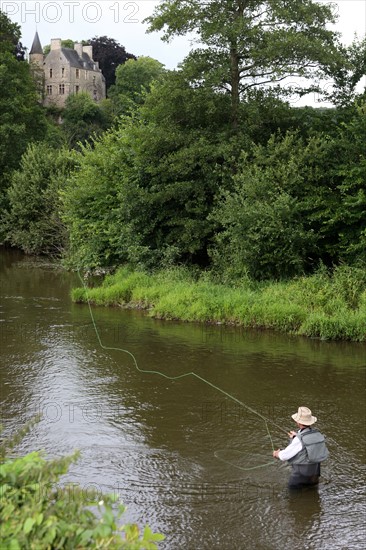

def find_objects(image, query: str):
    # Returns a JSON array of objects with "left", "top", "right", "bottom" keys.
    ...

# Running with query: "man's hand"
[
  {"left": 288, "top": 431, "right": 297, "bottom": 438},
  {"left": 273, "top": 449, "right": 281, "bottom": 459}
]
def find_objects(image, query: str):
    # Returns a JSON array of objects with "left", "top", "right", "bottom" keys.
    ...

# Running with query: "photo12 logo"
[{"left": 1, "top": 1, "right": 140, "bottom": 24}]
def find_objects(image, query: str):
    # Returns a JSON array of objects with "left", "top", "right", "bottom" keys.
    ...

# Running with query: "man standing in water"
[{"left": 273, "top": 406, "right": 328, "bottom": 489}]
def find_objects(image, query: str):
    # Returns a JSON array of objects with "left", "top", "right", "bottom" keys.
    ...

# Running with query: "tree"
[
  {"left": 325, "top": 37, "right": 366, "bottom": 106},
  {"left": 109, "top": 56, "right": 165, "bottom": 115},
  {"left": 211, "top": 98, "right": 366, "bottom": 280},
  {"left": 61, "top": 70, "right": 307, "bottom": 271},
  {"left": 5, "top": 143, "right": 76, "bottom": 256},
  {"left": 62, "top": 92, "right": 109, "bottom": 148},
  {"left": 145, "top": 0, "right": 344, "bottom": 130},
  {"left": 62, "top": 73, "right": 243, "bottom": 271},
  {"left": 86, "top": 36, "right": 136, "bottom": 90},
  {"left": 316, "top": 99, "right": 366, "bottom": 263},
  {"left": 61, "top": 129, "right": 127, "bottom": 270},
  {"left": 0, "top": 8, "right": 25, "bottom": 59},
  {"left": 210, "top": 133, "right": 313, "bottom": 280},
  {"left": 0, "top": 10, "right": 47, "bottom": 216}
]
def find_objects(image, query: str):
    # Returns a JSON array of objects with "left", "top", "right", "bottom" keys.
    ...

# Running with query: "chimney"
[
  {"left": 74, "top": 43, "right": 83, "bottom": 57},
  {"left": 51, "top": 38, "right": 62, "bottom": 50},
  {"left": 82, "top": 45, "right": 93, "bottom": 59}
]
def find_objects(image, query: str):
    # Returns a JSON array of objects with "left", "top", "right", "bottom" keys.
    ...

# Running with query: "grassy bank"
[{"left": 72, "top": 265, "right": 366, "bottom": 342}]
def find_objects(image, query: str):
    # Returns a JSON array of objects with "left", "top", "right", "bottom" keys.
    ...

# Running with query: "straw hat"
[{"left": 291, "top": 406, "right": 317, "bottom": 426}]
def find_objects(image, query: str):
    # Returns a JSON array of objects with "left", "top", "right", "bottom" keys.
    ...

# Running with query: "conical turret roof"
[{"left": 30, "top": 31, "right": 43, "bottom": 55}]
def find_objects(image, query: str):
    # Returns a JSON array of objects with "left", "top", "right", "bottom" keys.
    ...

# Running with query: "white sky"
[{"left": 1, "top": 0, "right": 365, "bottom": 105}]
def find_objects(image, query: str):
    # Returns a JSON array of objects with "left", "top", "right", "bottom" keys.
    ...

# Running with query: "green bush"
[
  {"left": 210, "top": 133, "right": 314, "bottom": 280},
  {"left": 0, "top": 419, "right": 164, "bottom": 549},
  {"left": 5, "top": 143, "right": 76, "bottom": 256},
  {"left": 211, "top": 101, "right": 366, "bottom": 280},
  {"left": 62, "top": 93, "right": 110, "bottom": 149}
]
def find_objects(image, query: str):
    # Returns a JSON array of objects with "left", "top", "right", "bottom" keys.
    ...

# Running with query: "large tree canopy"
[
  {"left": 109, "top": 56, "right": 166, "bottom": 115},
  {"left": 325, "top": 37, "right": 366, "bottom": 106},
  {"left": 86, "top": 36, "right": 136, "bottom": 90},
  {"left": 0, "top": 9, "right": 25, "bottom": 59},
  {"left": 145, "top": 0, "right": 344, "bottom": 129},
  {"left": 0, "top": 10, "right": 47, "bottom": 202}
]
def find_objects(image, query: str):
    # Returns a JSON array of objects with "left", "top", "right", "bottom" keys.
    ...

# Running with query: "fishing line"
[
  {"left": 213, "top": 449, "right": 274, "bottom": 472},
  {"left": 78, "top": 272, "right": 287, "bottom": 471}
]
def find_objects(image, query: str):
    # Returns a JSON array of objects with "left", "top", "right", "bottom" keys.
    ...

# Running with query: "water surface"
[{"left": 1, "top": 249, "right": 365, "bottom": 549}]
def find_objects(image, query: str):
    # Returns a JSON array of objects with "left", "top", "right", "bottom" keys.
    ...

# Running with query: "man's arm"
[{"left": 273, "top": 436, "right": 302, "bottom": 461}]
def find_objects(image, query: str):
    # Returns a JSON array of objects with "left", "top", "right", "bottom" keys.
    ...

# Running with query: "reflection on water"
[{"left": 1, "top": 248, "right": 365, "bottom": 549}]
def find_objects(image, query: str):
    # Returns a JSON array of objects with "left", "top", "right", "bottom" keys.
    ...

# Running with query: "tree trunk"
[
  {"left": 230, "top": 46, "right": 240, "bottom": 132},
  {"left": 230, "top": 1, "right": 245, "bottom": 132}
]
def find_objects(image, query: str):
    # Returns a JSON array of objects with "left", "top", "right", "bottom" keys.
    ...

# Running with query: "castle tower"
[
  {"left": 29, "top": 31, "right": 44, "bottom": 67},
  {"left": 29, "top": 32, "right": 44, "bottom": 101}
]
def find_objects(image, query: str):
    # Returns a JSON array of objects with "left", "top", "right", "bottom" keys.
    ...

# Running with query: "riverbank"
[{"left": 72, "top": 265, "right": 366, "bottom": 342}]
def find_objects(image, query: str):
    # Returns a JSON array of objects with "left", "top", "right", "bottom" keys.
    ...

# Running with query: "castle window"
[
  {"left": 76, "top": 69, "right": 80, "bottom": 78},
  {"left": 59, "top": 84, "right": 65, "bottom": 95},
  {"left": 49, "top": 68, "right": 53, "bottom": 78},
  {"left": 93, "top": 90, "right": 98, "bottom": 100},
  {"left": 93, "top": 76, "right": 96, "bottom": 85},
  {"left": 47, "top": 85, "right": 52, "bottom": 95},
  {"left": 62, "top": 67, "right": 65, "bottom": 77},
  {"left": 75, "top": 85, "right": 79, "bottom": 94}
]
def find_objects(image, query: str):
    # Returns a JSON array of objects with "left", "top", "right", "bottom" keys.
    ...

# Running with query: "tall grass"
[{"left": 72, "top": 265, "right": 366, "bottom": 341}]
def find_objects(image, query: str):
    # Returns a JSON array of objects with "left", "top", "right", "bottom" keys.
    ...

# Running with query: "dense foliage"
[
  {"left": 4, "top": 143, "right": 76, "bottom": 255},
  {"left": 61, "top": 80, "right": 365, "bottom": 277},
  {"left": 109, "top": 57, "right": 166, "bottom": 116},
  {"left": 62, "top": 93, "right": 111, "bottom": 148},
  {"left": 0, "top": 419, "right": 164, "bottom": 549},
  {"left": 62, "top": 73, "right": 242, "bottom": 270},
  {"left": 0, "top": 10, "right": 47, "bottom": 216},
  {"left": 211, "top": 105, "right": 366, "bottom": 279}
]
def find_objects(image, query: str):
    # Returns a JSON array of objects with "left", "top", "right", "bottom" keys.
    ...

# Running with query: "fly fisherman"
[{"left": 273, "top": 406, "right": 329, "bottom": 489}]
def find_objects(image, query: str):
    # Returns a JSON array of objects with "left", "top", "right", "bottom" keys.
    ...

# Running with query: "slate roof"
[
  {"left": 61, "top": 48, "right": 98, "bottom": 71},
  {"left": 30, "top": 32, "right": 43, "bottom": 55}
]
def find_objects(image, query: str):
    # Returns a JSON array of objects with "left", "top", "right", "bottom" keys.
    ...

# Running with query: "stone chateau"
[{"left": 29, "top": 32, "right": 106, "bottom": 107}]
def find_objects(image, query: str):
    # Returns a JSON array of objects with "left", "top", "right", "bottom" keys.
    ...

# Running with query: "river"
[{"left": 1, "top": 248, "right": 365, "bottom": 550}]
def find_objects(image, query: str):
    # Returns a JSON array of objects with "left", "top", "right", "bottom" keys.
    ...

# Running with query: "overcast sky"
[{"left": 2, "top": 0, "right": 365, "bottom": 104}]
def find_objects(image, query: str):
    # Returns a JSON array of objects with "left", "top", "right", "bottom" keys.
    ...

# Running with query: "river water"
[{"left": 1, "top": 249, "right": 365, "bottom": 550}]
